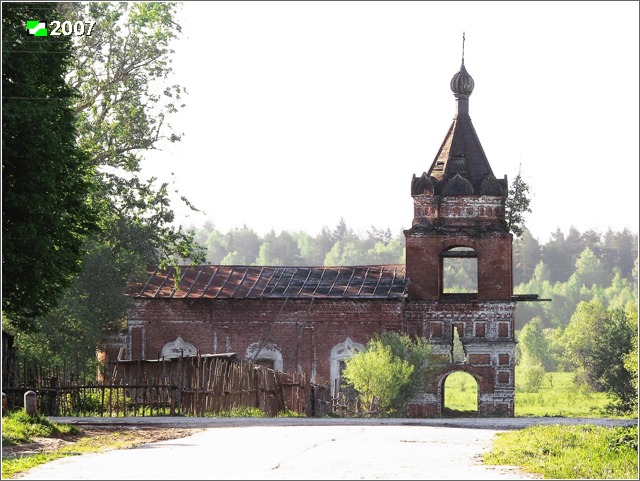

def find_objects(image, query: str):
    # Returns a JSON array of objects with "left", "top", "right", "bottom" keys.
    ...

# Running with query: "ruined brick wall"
[
  {"left": 405, "top": 233, "right": 512, "bottom": 301},
  {"left": 405, "top": 300, "right": 516, "bottom": 416},
  {"left": 126, "top": 297, "right": 404, "bottom": 386},
  {"left": 118, "top": 295, "right": 516, "bottom": 416}
]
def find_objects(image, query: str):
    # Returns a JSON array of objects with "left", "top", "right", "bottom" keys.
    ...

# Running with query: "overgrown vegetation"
[
  {"left": 207, "top": 406, "right": 266, "bottom": 418},
  {"left": 341, "top": 332, "right": 444, "bottom": 416},
  {"left": 484, "top": 424, "right": 638, "bottom": 479},
  {"left": 1, "top": 410, "right": 79, "bottom": 446}
]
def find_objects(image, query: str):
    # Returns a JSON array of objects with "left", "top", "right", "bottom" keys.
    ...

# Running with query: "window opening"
[
  {"left": 442, "top": 247, "right": 477, "bottom": 295},
  {"left": 451, "top": 325, "right": 466, "bottom": 364}
]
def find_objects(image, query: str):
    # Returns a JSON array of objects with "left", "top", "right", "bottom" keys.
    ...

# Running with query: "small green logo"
[{"left": 26, "top": 20, "right": 47, "bottom": 36}]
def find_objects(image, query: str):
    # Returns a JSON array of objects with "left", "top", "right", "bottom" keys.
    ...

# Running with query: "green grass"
[
  {"left": 2, "top": 410, "right": 82, "bottom": 479},
  {"left": 515, "top": 371, "right": 611, "bottom": 417},
  {"left": 203, "top": 405, "right": 267, "bottom": 417},
  {"left": 484, "top": 424, "right": 638, "bottom": 479},
  {"left": 2, "top": 424, "right": 165, "bottom": 479},
  {"left": 443, "top": 371, "right": 478, "bottom": 412},
  {"left": 1, "top": 410, "right": 80, "bottom": 446},
  {"left": 443, "top": 370, "right": 613, "bottom": 417}
]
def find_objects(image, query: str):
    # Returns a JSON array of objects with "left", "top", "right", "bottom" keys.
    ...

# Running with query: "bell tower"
[{"left": 404, "top": 45, "right": 517, "bottom": 416}]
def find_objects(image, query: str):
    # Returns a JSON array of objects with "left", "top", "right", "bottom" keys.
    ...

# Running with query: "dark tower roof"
[{"left": 422, "top": 59, "right": 506, "bottom": 197}]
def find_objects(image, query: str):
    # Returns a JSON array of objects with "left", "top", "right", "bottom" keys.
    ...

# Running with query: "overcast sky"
[{"left": 140, "top": 1, "right": 639, "bottom": 243}]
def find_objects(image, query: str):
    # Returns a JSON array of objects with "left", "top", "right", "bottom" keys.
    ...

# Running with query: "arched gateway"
[{"left": 112, "top": 54, "right": 543, "bottom": 417}]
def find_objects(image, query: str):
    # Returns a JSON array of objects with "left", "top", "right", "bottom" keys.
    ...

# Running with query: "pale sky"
[{"left": 140, "top": 1, "right": 639, "bottom": 243}]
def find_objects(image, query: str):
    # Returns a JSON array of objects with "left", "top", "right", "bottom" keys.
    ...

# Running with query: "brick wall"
[{"left": 127, "top": 298, "right": 404, "bottom": 386}]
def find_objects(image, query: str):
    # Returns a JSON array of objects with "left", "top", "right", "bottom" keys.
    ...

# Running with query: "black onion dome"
[
  {"left": 450, "top": 63, "right": 475, "bottom": 95},
  {"left": 442, "top": 173, "right": 474, "bottom": 195},
  {"left": 479, "top": 173, "right": 505, "bottom": 197}
]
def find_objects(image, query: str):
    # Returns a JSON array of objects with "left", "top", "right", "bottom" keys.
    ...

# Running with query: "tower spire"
[{"left": 461, "top": 31, "right": 465, "bottom": 66}]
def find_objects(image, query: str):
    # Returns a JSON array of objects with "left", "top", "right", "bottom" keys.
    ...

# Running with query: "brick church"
[{"left": 110, "top": 56, "right": 540, "bottom": 417}]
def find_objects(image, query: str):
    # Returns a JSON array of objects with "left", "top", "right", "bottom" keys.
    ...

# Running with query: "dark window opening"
[{"left": 338, "top": 359, "right": 357, "bottom": 398}]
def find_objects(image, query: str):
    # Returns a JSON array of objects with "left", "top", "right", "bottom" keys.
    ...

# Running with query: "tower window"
[{"left": 441, "top": 247, "right": 478, "bottom": 296}]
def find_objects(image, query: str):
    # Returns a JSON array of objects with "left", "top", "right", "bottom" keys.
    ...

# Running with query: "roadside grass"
[
  {"left": 1, "top": 410, "right": 80, "bottom": 445},
  {"left": 483, "top": 424, "right": 638, "bottom": 479},
  {"left": 2, "top": 425, "right": 168, "bottom": 479}
]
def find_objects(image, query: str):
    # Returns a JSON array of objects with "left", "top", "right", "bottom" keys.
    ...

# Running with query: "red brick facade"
[{"left": 110, "top": 60, "right": 527, "bottom": 417}]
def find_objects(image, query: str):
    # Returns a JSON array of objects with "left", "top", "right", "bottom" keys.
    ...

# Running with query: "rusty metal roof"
[{"left": 131, "top": 265, "right": 407, "bottom": 300}]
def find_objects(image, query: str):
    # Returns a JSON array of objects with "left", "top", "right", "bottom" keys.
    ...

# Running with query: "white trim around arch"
[
  {"left": 329, "top": 337, "right": 365, "bottom": 394},
  {"left": 245, "top": 342, "right": 283, "bottom": 372}
]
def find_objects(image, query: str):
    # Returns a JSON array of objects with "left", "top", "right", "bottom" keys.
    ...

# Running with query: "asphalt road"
[{"left": 16, "top": 417, "right": 637, "bottom": 480}]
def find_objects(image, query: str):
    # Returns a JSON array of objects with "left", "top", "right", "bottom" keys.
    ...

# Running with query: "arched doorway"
[{"left": 441, "top": 370, "right": 478, "bottom": 416}]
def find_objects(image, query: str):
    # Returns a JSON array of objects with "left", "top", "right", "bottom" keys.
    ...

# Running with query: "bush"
[{"left": 520, "top": 362, "right": 546, "bottom": 392}]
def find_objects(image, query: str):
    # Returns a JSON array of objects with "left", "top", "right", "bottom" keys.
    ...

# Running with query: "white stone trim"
[
  {"left": 329, "top": 337, "right": 365, "bottom": 394},
  {"left": 160, "top": 336, "right": 197, "bottom": 358},
  {"left": 245, "top": 342, "right": 283, "bottom": 372}
]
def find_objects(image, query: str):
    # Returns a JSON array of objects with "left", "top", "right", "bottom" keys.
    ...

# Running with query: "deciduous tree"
[
  {"left": 2, "top": 2, "right": 98, "bottom": 329},
  {"left": 342, "top": 332, "right": 443, "bottom": 416}
]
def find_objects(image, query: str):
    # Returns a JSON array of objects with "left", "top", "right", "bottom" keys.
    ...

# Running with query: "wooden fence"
[{"left": 2, "top": 354, "right": 334, "bottom": 418}]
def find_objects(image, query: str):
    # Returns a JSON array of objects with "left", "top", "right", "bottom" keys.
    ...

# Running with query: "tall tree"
[
  {"left": 541, "top": 229, "right": 574, "bottom": 283},
  {"left": 65, "top": 1, "right": 185, "bottom": 171},
  {"left": 504, "top": 167, "right": 532, "bottom": 237},
  {"left": 572, "top": 247, "right": 607, "bottom": 288},
  {"left": 223, "top": 226, "right": 260, "bottom": 265},
  {"left": 2, "top": 2, "right": 98, "bottom": 329},
  {"left": 602, "top": 228, "right": 638, "bottom": 283},
  {"left": 561, "top": 299, "right": 636, "bottom": 413},
  {"left": 7, "top": 2, "right": 206, "bottom": 371}
]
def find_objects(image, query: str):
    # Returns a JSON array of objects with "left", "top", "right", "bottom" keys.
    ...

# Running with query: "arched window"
[
  {"left": 441, "top": 246, "right": 477, "bottom": 297},
  {"left": 160, "top": 337, "right": 197, "bottom": 359},
  {"left": 245, "top": 342, "right": 283, "bottom": 371},
  {"left": 329, "top": 337, "right": 364, "bottom": 395}
]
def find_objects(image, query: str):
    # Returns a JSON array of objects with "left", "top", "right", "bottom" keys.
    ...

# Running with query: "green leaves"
[
  {"left": 68, "top": 2, "right": 185, "bottom": 171},
  {"left": 505, "top": 166, "right": 532, "bottom": 238},
  {"left": 341, "top": 332, "right": 443, "bottom": 416},
  {"left": 560, "top": 299, "right": 637, "bottom": 413},
  {"left": 2, "top": 2, "right": 99, "bottom": 328}
]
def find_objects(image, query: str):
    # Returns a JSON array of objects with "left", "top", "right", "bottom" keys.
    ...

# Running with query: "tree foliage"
[
  {"left": 342, "top": 338, "right": 414, "bottom": 415},
  {"left": 2, "top": 2, "right": 98, "bottom": 328},
  {"left": 5, "top": 2, "right": 205, "bottom": 371},
  {"left": 561, "top": 299, "right": 637, "bottom": 413},
  {"left": 342, "top": 332, "right": 443, "bottom": 416},
  {"left": 58, "top": 1, "right": 204, "bottom": 269},
  {"left": 64, "top": 1, "right": 185, "bottom": 170},
  {"left": 504, "top": 166, "right": 532, "bottom": 238}
]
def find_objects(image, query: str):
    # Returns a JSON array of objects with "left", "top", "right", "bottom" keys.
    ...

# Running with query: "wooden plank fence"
[{"left": 2, "top": 354, "right": 334, "bottom": 418}]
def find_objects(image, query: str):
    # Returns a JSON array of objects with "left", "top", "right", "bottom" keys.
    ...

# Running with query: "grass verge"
[{"left": 484, "top": 424, "right": 638, "bottom": 479}]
